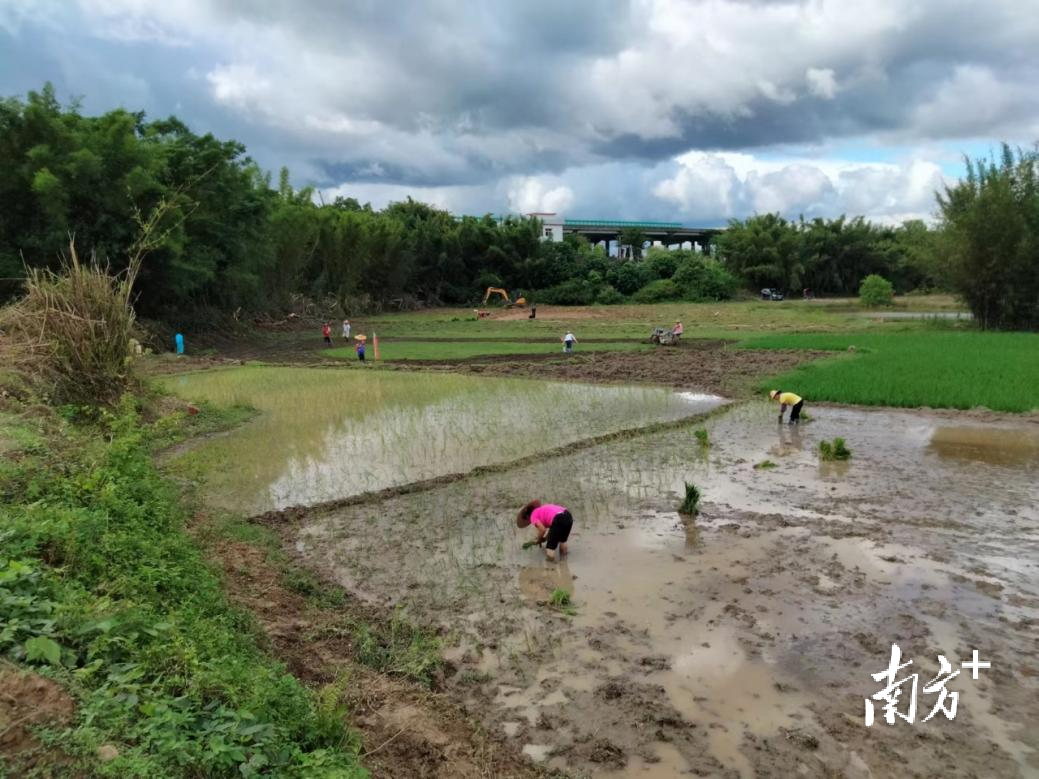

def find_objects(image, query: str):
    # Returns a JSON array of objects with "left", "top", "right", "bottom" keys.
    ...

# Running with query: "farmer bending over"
[
  {"left": 770, "top": 390, "right": 804, "bottom": 425},
  {"left": 517, "top": 500, "right": 573, "bottom": 561}
]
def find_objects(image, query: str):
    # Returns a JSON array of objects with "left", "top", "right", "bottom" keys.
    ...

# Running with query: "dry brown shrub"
[{"left": 0, "top": 242, "right": 139, "bottom": 404}]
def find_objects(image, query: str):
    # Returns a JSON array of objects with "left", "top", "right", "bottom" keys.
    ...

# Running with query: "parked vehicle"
[{"left": 761, "top": 288, "right": 785, "bottom": 301}]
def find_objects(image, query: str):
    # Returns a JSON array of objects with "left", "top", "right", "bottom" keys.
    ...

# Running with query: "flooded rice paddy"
[
  {"left": 287, "top": 402, "right": 1039, "bottom": 778},
  {"left": 164, "top": 366, "right": 724, "bottom": 514}
]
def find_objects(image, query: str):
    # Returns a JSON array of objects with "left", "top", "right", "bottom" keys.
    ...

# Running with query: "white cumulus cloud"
[
  {"left": 806, "top": 68, "right": 838, "bottom": 99},
  {"left": 506, "top": 177, "right": 575, "bottom": 215}
]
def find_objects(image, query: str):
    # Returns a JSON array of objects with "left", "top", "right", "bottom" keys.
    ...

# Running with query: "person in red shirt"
[
  {"left": 517, "top": 500, "right": 573, "bottom": 560},
  {"left": 322, "top": 322, "right": 332, "bottom": 346}
]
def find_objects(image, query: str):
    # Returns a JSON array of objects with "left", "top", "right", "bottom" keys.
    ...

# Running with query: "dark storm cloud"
[{"left": 1, "top": 0, "right": 1037, "bottom": 221}]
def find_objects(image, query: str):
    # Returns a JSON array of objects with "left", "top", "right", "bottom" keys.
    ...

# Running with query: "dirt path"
[{"left": 201, "top": 523, "right": 551, "bottom": 779}]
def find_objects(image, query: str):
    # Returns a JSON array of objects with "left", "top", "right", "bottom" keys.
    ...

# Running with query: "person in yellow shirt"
[{"left": 769, "top": 390, "right": 804, "bottom": 424}]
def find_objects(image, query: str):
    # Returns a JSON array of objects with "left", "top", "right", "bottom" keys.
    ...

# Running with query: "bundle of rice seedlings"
[
  {"left": 819, "top": 437, "right": 852, "bottom": 461},
  {"left": 679, "top": 482, "right": 701, "bottom": 515}
]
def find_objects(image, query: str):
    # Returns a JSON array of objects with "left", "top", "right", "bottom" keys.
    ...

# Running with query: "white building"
[{"left": 528, "top": 212, "right": 565, "bottom": 242}]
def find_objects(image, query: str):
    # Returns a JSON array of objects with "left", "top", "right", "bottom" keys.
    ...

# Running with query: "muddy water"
[
  {"left": 163, "top": 366, "right": 723, "bottom": 514},
  {"left": 294, "top": 403, "right": 1039, "bottom": 778}
]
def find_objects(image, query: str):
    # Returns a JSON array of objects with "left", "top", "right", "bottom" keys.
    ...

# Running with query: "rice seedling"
[
  {"left": 818, "top": 437, "right": 852, "bottom": 461},
  {"left": 754, "top": 460, "right": 778, "bottom": 469},
  {"left": 679, "top": 482, "right": 701, "bottom": 515},
  {"left": 694, "top": 427, "right": 710, "bottom": 448},
  {"left": 549, "top": 588, "right": 577, "bottom": 616},
  {"left": 164, "top": 365, "right": 719, "bottom": 514}
]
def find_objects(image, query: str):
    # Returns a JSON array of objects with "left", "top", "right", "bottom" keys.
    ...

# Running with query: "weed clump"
[
  {"left": 679, "top": 482, "right": 701, "bottom": 515},
  {"left": 754, "top": 460, "right": 778, "bottom": 469},
  {"left": 694, "top": 427, "right": 710, "bottom": 448},
  {"left": 354, "top": 608, "right": 442, "bottom": 686},
  {"left": 0, "top": 242, "right": 139, "bottom": 404},
  {"left": 819, "top": 437, "right": 852, "bottom": 461}
]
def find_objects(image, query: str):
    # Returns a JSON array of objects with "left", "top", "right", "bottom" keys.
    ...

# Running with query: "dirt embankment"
[
  {"left": 201, "top": 522, "right": 547, "bottom": 779},
  {"left": 436, "top": 341, "right": 826, "bottom": 397},
  {"left": 0, "top": 664, "right": 76, "bottom": 773}
]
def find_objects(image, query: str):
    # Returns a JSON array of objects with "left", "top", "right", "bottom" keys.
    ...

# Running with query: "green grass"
[
  {"left": 0, "top": 398, "right": 367, "bottom": 778},
  {"left": 325, "top": 339, "right": 647, "bottom": 361},
  {"left": 744, "top": 331, "right": 1039, "bottom": 412},
  {"left": 343, "top": 295, "right": 964, "bottom": 342}
]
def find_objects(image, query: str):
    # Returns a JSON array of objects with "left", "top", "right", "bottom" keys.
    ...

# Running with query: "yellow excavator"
[{"left": 482, "top": 287, "right": 526, "bottom": 308}]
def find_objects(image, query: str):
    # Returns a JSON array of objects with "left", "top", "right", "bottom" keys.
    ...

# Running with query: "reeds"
[{"left": 0, "top": 241, "right": 139, "bottom": 404}]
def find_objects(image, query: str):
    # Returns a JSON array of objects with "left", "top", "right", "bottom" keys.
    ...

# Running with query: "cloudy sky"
[{"left": 2, "top": 0, "right": 1038, "bottom": 225}]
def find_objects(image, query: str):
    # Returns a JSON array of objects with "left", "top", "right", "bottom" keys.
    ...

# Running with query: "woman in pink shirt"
[{"left": 517, "top": 500, "right": 573, "bottom": 560}]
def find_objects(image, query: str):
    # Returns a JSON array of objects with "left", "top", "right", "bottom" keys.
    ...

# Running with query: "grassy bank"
[
  {"left": 744, "top": 331, "right": 1039, "bottom": 412},
  {"left": 0, "top": 397, "right": 367, "bottom": 777},
  {"left": 348, "top": 295, "right": 963, "bottom": 342}
]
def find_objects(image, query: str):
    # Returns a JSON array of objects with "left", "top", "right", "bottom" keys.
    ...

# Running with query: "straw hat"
[
  {"left": 354, "top": 334, "right": 367, "bottom": 341},
  {"left": 769, "top": 390, "right": 779, "bottom": 399}
]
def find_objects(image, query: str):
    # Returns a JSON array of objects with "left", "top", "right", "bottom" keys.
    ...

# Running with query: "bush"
[
  {"left": 644, "top": 247, "right": 680, "bottom": 280},
  {"left": 474, "top": 270, "right": 504, "bottom": 290},
  {"left": 0, "top": 242, "right": 139, "bottom": 404},
  {"left": 595, "top": 284, "right": 625, "bottom": 305},
  {"left": 632, "top": 278, "right": 681, "bottom": 303},
  {"left": 606, "top": 262, "right": 651, "bottom": 295},
  {"left": 537, "top": 278, "right": 599, "bottom": 305},
  {"left": 673, "top": 257, "right": 738, "bottom": 301},
  {"left": 859, "top": 274, "right": 894, "bottom": 307}
]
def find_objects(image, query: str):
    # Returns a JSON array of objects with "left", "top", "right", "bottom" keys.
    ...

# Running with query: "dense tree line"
[
  {"left": 7, "top": 86, "right": 1035, "bottom": 330},
  {"left": 715, "top": 214, "right": 944, "bottom": 296},
  {"left": 0, "top": 86, "right": 745, "bottom": 317}
]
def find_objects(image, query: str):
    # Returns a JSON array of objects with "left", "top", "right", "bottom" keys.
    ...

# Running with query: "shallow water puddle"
[
  {"left": 164, "top": 366, "right": 723, "bottom": 513},
  {"left": 928, "top": 425, "right": 1039, "bottom": 466},
  {"left": 293, "top": 403, "right": 1039, "bottom": 777}
]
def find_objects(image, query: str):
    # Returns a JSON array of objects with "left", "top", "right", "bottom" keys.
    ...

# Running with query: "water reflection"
[
  {"left": 769, "top": 423, "right": 803, "bottom": 457},
  {"left": 928, "top": 426, "right": 1039, "bottom": 467},
  {"left": 518, "top": 560, "right": 574, "bottom": 603}
]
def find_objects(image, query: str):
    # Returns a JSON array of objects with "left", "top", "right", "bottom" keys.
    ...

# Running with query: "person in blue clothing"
[{"left": 174, "top": 333, "right": 185, "bottom": 354}]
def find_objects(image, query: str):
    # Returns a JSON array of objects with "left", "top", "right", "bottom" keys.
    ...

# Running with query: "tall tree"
[{"left": 938, "top": 144, "right": 1039, "bottom": 329}]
